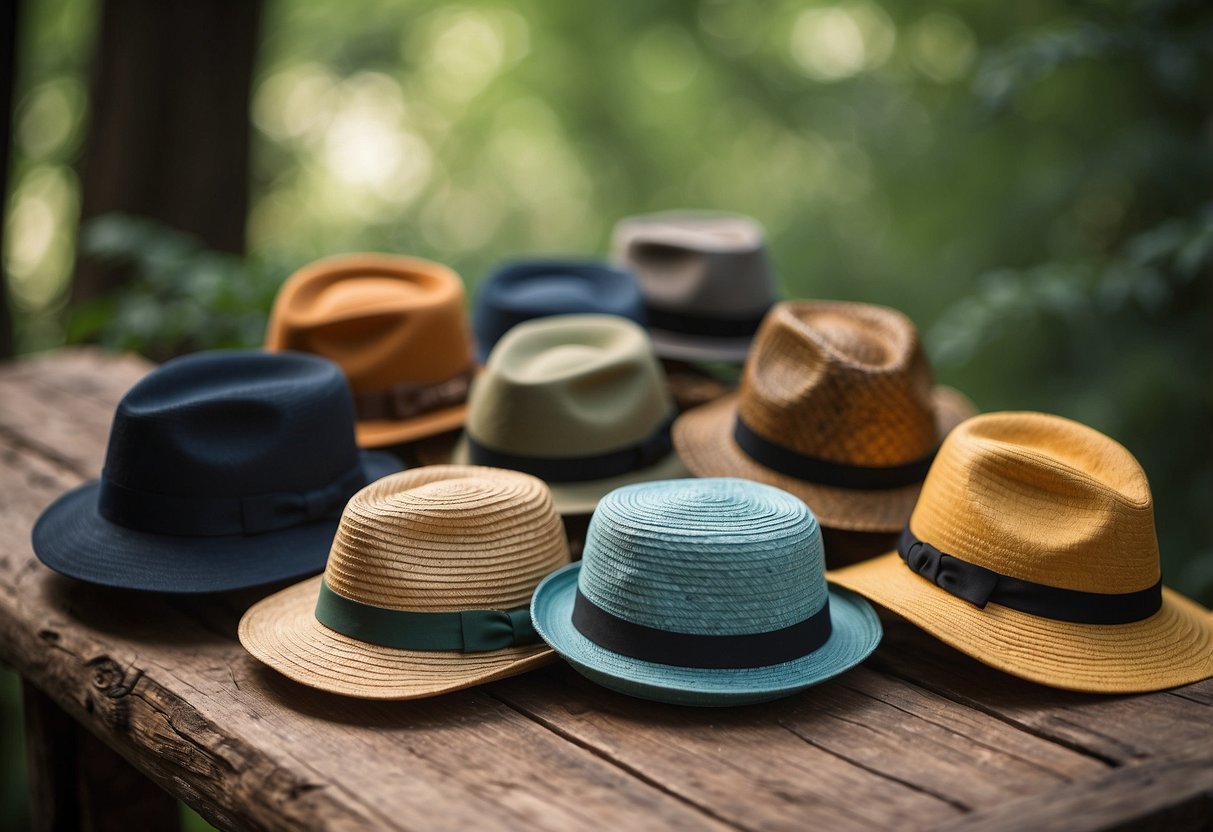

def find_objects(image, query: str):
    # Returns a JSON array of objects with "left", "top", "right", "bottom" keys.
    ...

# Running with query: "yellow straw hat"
[
  {"left": 673, "top": 300, "right": 975, "bottom": 533},
  {"left": 829, "top": 412, "right": 1213, "bottom": 694},
  {"left": 239, "top": 465, "right": 571, "bottom": 699}
]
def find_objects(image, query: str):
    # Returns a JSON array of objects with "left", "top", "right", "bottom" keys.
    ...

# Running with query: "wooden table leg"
[{"left": 23, "top": 681, "right": 182, "bottom": 832}]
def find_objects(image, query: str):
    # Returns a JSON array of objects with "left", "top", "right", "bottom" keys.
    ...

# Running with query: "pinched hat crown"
[
  {"left": 268, "top": 254, "right": 471, "bottom": 394},
  {"left": 738, "top": 301, "right": 939, "bottom": 467},
  {"left": 612, "top": 212, "right": 774, "bottom": 317},
  {"left": 324, "top": 466, "right": 570, "bottom": 612},
  {"left": 467, "top": 314, "right": 673, "bottom": 459},
  {"left": 909, "top": 412, "right": 1159, "bottom": 593},
  {"left": 98, "top": 350, "right": 368, "bottom": 536}
]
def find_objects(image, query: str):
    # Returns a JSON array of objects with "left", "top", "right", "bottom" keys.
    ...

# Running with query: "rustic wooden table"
[{"left": 2, "top": 348, "right": 1211, "bottom": 832}]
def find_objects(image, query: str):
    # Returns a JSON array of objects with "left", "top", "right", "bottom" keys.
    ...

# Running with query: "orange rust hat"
[{"left": 267, "top": 254, "right": 475, "bottom": 448}]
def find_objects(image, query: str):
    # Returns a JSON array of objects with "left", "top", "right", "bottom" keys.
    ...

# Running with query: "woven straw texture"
[
  {"left": 673, "top": 300, "right": 975, "bottom": 532},
  {"left": 829, "top": 412, "right": 1213, "bottom": 693},
  {"left": 455, "top": 314, "right": 688, "bottom": 514},
  {"left": 239, "top": 465, "right": 571, "bottom": 699},
  {"left": 266, "top": 253, "right": 474, "bottom": 447},
  {"left": 531, "top": 478, "right": 882, "bottom": 706}
]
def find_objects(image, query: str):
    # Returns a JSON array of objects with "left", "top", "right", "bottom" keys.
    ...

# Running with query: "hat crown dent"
[
  {"left": 738, "top": 301, "right": 939, "bottom": 467},
  {"left": 578, "top": 478, "right": 828, "bottom": 636},
  {"left": 267, "top": 254, "right": 473, "bottom": 394},
  {"left": 324, "top": 465, "right": 571, "bottom": 612},
  {"left": 468, "top": 315, "right": 673, "bottom": 458},
  {"left": 102, "top": 351, "right": 362, "bottom": 499},
  {"left": 909, "top": 412, "right": 1161, "bottom": 593},
  {"left": 613, "top": 212, "right": 776, "bottom": 316}
]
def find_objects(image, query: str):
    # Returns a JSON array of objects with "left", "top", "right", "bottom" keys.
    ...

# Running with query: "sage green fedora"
[{"left": 454, "top": 314, "right": 689, "bottom": 515}]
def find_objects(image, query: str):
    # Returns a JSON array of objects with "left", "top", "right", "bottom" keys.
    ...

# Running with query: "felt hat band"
[
  {"left": 467, "top": 413, "right": 676, "bottom": 483},
  {"left": 733, "top": 417, "right": 936, "bottom": 490},
  {"left": 314, "top": 580, "right": 538, "bottom": 652},
  {"left": 645, "top": 305, "right": 770, "bottom": 338},
  {"left": 898, "top": 526, "right": 1164, "bottom": 624},
  {"left": 570, "top": 589, "right": 833, "bottom": 669},
  {"left": 96, "top": 463, "right": 368, "bottom": 537},
  {"left": 352, "top": 366, "right": 475, "bottom": 422}
]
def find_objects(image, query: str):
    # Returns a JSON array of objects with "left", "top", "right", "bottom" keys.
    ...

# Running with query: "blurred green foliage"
[{"left": 1, "top": 0, "right": 1211, "bottom": 826}]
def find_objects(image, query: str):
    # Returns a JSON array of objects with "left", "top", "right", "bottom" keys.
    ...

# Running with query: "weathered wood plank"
[
  {"left": 494, "top": 666, "right": 962, "bottom": 831},
  {"left": 869, "top": 614, "right": 1213, "bottom": 764},
  {"left": 490, "top": 660, "right": 1107, "bottom": 829},
  {"left": 24, "top": 680, "right": 182, "bottom": 832},
  {"left": 3, "top": 349, "right": 1212, "bottom": 832},
  {"left": 936, "top": 740, "right": 1213, "bottom": 832},
  {"left": 0, "top": 358, "right": 735, "bottom": 831}
]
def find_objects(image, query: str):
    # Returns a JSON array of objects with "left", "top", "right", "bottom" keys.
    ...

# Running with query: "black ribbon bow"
[
  {"left": 896, "top": 525, "right": 1164, "bottom": 625},
  {"left": 898, "top": 526, "right": 1000, "bottom": 608}
]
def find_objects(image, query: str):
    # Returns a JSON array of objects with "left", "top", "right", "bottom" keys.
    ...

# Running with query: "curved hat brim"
[
  {"left": 239, "top": 575, "right": 557, "bottom": 699},
  {"left": 649, "top": 329, "right": 754, "bottom": 364},
  {"left": 31, "top": 451, "right": 402, "bottom": 594},
  {"left": 531, "top": 563, "right": 883, "bottom": 707},
  {"left": 356, "top": 402, "right": 468, "bottom": 448},
  {"left": 828, "top": 553, "right": 1213, "bottom": 693},
  {"left": 672, "top": 386, "right": 976, "bottom": 533},
  {"left": 451, "top": 437, "right": 691, "bottom": 516}
]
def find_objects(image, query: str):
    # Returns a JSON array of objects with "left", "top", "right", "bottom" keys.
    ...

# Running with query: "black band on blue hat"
[
  {"left": 467, "top": 413, "right": 676, "bottom": 483},
  {"left": 96, "top": 463, "right": 368, "bottom": 537},
  {"left": 646, "top": 305, "right": 769, "bottom": 338},
  {"left": 897, "top": 526, "right": 1164, "bottom": 624},
  {"left": 733, "top": 417, "right": 936, "bottom": 491},
  {"left": 571, "top": 589, "right": 832, "bottom": 669}
]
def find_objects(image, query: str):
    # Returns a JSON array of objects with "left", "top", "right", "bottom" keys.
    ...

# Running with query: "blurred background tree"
[{"left": 1, "top": 0, "right": 1210, "bottom": 827}]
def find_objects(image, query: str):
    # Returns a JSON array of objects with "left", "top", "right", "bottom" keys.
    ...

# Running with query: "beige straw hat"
[
  {"left": 829, "top": 412, "right": 1213, "bottom": 693},
  {"left": 239, "top": 465, "right": 571, "bottom": 699},
  {"left": 454, "top": 314, "right": 689, "bottom": 515},
  {"left": 673, "top": 300, "right": 976, "bottom": 533}
]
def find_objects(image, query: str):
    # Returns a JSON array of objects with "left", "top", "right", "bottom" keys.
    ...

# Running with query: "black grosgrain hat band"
[
  {"left": 898, "top": 526, "right": 1163, "bottom": 624},
  {"left": 646, "top": 305, "right": 769, "bottom": 338},
  {"left": 467, "top": 413, "right": 676, "bottom": 484},
  {"left": 96, "top": 464, "right": 367, "bottom": 537},
  {"left": 733, "top": 417, "right": 936, "bottom": 490},
  {"left": 571, "top": 589, "right": 832, "bottom": 669}
]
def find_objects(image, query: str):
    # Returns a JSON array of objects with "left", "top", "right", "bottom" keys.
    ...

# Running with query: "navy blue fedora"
[
  {"left": 472, "top": 259, "right": 646, "bottom": 362},
  {"left": 32, "top": 350, "right": 401, "bottom": 593}
]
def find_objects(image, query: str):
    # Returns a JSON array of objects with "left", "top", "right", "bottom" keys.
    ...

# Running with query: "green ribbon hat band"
[{"left": 314, "top": 580, "right": 538, "bottom": 652}]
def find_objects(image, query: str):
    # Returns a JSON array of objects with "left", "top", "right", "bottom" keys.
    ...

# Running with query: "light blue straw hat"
[{"left": 531, "top": 477, "right": 882, "bottom": 706}]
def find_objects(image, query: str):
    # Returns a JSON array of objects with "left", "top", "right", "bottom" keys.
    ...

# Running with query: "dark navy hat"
[
  {"left": 32, "top": 350, "right": 402, "bottom": 593},
  {"left": 472, "top": 260, "right": 646, "bottom": 362}
]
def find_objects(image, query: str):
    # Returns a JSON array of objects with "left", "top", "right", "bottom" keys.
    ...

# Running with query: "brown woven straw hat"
[
  {"left": 829, "top": 412, "right": 1213, "bottom": 693},
  {"left": 239, "top": 465, "right": 571, "bottom": 699},
  {"left": 453, "top": 314, "right": 689, "bottom": 515},
  {"left": 266, "top": 253, "right": 475, "bottom": 448},
  {"left": 673, "top": 300, "right": 975, "bottom": 533}
]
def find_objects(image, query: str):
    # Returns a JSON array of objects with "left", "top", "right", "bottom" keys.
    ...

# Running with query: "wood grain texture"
[
  {"left": 0, "top": 348, "right": 1211, "bottom": 832},
  {"left": 24, "top": 681, "right": 181, "bottom": 832}
]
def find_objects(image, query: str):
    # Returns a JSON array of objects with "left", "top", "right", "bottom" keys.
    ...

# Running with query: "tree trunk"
[
  {"left": 0, "top": 0, "right": 19, "bottom": 358},
  {"left": 71, "top": 0, "right": 263, "bottom": 306}
]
